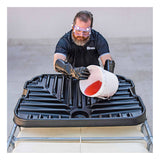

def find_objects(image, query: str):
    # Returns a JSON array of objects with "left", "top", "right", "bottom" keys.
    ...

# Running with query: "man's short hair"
[{"left": 73, "top": 10, "right": 93, "bottom": 28}]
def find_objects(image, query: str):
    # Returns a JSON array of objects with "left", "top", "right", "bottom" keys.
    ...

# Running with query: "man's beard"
[{"left": 72, "top": 32, "right": 90, "bottom": 46}]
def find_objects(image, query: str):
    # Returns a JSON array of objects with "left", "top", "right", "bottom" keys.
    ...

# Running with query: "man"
[{"left": 53, "top": 10, "right": 115, "bottom": 80}]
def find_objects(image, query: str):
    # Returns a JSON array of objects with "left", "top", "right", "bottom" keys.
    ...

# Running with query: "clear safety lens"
[{"left": 73, "top": 25, "right": 91, "bottom": 37}]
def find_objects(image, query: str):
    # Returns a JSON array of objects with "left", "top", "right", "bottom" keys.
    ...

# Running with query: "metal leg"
[
  {"left": 144, "top": 120, "right": 153, "bottom": 152},
  {"left": 7, "top": 123, "right": 18, "bottom": 152},
  {"left": 144, "top": 121, "right": 153, "bottom": 143},
  {"left": 140, "top": 123, "right": 145, "bottom": 134}
]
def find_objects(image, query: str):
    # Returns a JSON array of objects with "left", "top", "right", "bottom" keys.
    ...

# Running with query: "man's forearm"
[{"left": 100, "top": 53, "right": 112, "bottom": 67}]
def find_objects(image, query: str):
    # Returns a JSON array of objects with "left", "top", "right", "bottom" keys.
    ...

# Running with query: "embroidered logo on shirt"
[{"left": 87, "top": 46, "right": 95, "bottom": 50}]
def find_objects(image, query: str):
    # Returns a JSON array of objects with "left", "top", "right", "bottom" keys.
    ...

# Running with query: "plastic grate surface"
[{"left": 14, "top": 74, "right": 146, "bottom": 127}]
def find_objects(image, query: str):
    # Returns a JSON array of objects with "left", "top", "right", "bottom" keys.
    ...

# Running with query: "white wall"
[{"left": 7, "top": 7, "right": 152, "bottom": 39}]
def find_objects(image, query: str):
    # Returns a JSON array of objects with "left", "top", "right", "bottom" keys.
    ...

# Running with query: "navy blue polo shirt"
[{"left": 55, "top": 29, "right": 110, "bottom": 67}]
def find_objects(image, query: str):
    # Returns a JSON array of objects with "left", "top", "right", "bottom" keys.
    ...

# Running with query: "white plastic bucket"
[{"left": 79, "top": 65, "right": 119, "bottom": 98}]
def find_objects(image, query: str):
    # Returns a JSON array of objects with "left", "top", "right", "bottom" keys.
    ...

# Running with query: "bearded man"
[{"left": 53, "top": 10, "right": 115, "bottom": 80}]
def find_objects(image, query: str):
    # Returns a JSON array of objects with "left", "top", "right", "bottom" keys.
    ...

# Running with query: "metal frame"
[{"left": 7, "top": 120, "right": 153, "bottom": 152}]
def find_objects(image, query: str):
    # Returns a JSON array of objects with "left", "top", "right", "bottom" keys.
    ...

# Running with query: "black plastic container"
[{"left": 14, "top": 74, "right": 146, "bottom": 127}]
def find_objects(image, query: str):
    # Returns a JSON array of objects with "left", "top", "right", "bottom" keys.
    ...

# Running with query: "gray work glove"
[{"left": 55, "top": 59, "right": 90, "bottom": 80}]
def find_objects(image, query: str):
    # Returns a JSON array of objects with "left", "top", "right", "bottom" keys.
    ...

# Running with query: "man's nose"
[{"left": 79, "top": 32, "right": 83, "bottom": 36}]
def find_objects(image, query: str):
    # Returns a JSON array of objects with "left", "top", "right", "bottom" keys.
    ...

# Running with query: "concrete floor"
[{"left": 7, "top": 37, "right": 153, "bottom": 139}]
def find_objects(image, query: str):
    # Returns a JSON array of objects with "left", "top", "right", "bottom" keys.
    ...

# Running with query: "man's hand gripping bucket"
[{"left": 79, "top": 65, "right": 119, "bottom": 99}]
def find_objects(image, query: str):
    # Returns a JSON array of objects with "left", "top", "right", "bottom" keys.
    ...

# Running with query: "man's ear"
[{"left": 71, "top": 24, "right": 74, "bottom": 30}]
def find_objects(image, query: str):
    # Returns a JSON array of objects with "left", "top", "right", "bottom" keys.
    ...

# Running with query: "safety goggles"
[{"left": 73, "top": 25, "right": 91, "bottom": 37}]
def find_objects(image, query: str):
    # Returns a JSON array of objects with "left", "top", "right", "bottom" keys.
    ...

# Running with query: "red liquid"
[{"left": 84, "top": 80, "right": 102, "bottom": 96}]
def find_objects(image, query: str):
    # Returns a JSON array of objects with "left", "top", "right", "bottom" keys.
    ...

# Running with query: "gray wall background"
[
  {"left": 7, "top": 7, "right": 153, "bottom": 139},
  {"left": 8, "top": 7, "right": 152, "bottom": 39}
]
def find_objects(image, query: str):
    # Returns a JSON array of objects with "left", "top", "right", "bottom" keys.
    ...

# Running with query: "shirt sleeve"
[
  {"left": 54, "top": 37, "right": 69, "bottom": 56},
  {"left": 96, "top": 32, "right": 110, "bottom": 57}
]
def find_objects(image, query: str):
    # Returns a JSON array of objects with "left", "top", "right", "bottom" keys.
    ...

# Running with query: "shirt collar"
[{"left": 89, "top": 29, "right": 95, "bottom": 41}]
